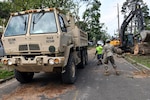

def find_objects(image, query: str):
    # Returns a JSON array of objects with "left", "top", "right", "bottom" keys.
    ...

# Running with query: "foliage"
[
  {"left": 0, "top": 0, "right": 76, "bottom": 25},
  {"left": 81, "top": 0, "right": 108, "bottom": 41},
  {"left": 0, "top": 2, "right": 11, "bottom": 19},
  {"left": 0, "top": 1, "right": 11, "bottom": 25},
  {"left": 0, "top": 70, "right": 14, "bottom": 79},
  {"left": 8, "top": 0, "right": 76, "bottom": 13}
]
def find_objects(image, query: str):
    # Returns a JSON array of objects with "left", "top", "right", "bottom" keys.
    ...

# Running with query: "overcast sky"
[{"left": 79, "top": 0, "right": 150, "bottom": 36}]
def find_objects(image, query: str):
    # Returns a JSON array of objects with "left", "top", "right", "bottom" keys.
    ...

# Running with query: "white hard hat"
[
  {"left": 97, "top": 41, "right": 103, "bottom": 45},
  {"left": 106, "top": 39, "right": 110, "bottom": 43}
]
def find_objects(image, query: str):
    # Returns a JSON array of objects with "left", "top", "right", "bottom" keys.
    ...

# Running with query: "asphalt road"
[{"left": 0, "top": 48, "right": 150, "bottom": 100}]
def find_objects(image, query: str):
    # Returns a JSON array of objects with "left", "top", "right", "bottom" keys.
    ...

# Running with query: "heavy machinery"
[
  {"left": 116, "top": 3, "right": 150, "bottom": 55},
  {"left": 1, "top": 8, "right": 88, "bottom": 84},
  {"left": 110, "top": 38, "right": 120, "bottom": 47}
]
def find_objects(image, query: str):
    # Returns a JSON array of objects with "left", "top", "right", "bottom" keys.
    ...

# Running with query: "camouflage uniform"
[{"left": 102, "top": 39, "right": 119, "bottom": 75}]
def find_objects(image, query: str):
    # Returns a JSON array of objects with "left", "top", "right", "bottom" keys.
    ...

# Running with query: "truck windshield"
[
  {"left": 30, "top": 12, "right": 57, "bottom": 34},
  {"left": 4, "top": 14, "right": 28, "bottom": 36}
]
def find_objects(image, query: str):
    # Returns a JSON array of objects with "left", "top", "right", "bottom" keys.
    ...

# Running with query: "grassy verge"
[
  {"left": 125, "top": 54, "right": 150, "bottom": 68},
  {"left": 0, "top": 62, "right": 14, "bottom": 79},
  {"left": 0, "top": 70, "right": 14, "bottom": 79}
]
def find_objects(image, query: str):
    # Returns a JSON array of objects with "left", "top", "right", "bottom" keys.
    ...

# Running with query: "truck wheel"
[
  {"left": 62, "top": 53, "right": 77, "bottom": 84},
  {"left": 78, "top": 50, "right": 86, "bottom": 68},
  {"left": 85, "top": 49, "right": 88, "bottom": 65},
  {"left": 14, "top": 69, "right": 34, "bottom": 83}
]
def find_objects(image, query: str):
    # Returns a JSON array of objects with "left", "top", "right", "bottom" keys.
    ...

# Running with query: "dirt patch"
[
  {"left": 132, "top": 70, "right": 150, "bottom": 78},
  {"left": 2, "top": 83, "right": 75, "bottom": 100}
]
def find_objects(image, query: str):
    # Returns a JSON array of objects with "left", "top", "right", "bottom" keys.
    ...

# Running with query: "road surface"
[{"left": 0, "top": 48, "right": 150, "bottom": 100}]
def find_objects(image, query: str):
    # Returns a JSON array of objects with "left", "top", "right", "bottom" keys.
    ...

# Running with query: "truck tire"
[
  {"left": 62, "top": 52, "right": 77, "bottom": 84},
  {"left": 14, "top": 69, "right": 34, "bottom": 83},
  {"left": 85, "top": 49, "right": 88, "bottom": 65},
  {"left": 78, "top": 50, "right": 86, "bottom": 68}
]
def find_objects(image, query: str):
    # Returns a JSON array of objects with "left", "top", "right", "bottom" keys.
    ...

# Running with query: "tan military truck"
[{"left": 1, "top": 8, "right": 88, "bottom": 84}]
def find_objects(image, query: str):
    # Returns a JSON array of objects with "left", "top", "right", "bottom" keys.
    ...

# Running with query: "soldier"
[
  {"left": 95, "top": 42, "right": 103, "bottom": 65},
  {"left": 102, "top": 39, "right": 119, "bottom": 75}
]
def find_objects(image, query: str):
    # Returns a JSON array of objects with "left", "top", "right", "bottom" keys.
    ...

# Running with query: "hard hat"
[
  {"left": 97, "top": 41, "right": 103, "bottom": 45},
  {"left": 106, "top": 39, "right": 110, "bottom": 43}
]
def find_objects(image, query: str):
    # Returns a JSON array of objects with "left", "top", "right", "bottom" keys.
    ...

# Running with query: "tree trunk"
[{"left": 134, "top": 42, "right": 150, "bottom": 55}]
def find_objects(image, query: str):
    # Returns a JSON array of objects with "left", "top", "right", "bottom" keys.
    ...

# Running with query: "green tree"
[
  {"left": 0, "top": 1, "right": 12, "bottom": 26},
  {"left": 8, "top": 0, "right": 76, "bottom": 13},
  {"left": 0, "top": 0, "right": 77, "bottom": 25},
  {"left": 82, "top": 0, "right": 107, "bottom": 41}
]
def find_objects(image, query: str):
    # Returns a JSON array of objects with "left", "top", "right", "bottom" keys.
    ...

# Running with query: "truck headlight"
[
  {"left": 8, "top": 60, "right": 12, "bottom": 65},
  {"left": 3, "top": 60, "right": 8, "bottom": 65},
  {"left": 54, "top": 58, "right": 59, "bottom": 64},
  {"left": 48, "top": 59, "right": 54, "bottom": 65}
]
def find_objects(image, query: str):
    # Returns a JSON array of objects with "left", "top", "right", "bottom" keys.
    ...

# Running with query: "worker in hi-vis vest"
[{"left": 95, "top": 42, "right": 103, "bottom": 65}]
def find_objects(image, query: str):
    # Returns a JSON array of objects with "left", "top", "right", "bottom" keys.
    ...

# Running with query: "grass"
[
  {"left": 125, "top": 54, "right": 150, "bottom": 68},
  {"left": 0, "top": 62, "right": 14, "bottom": 79},
  {"left": 0, "top": 70, "right": 14, "bottom": 79}
]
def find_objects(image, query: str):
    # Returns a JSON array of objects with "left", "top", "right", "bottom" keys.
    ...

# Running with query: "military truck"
[{"left": 1, "top": 8, "right": 88, "bottom": 84}]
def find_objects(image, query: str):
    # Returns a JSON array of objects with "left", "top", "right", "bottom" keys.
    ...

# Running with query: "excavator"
[{"left": 115, "top": 3, "right": 150, "bottom": 55}]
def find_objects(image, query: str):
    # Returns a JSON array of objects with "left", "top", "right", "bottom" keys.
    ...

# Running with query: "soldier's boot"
[
  {"left": 104, "top": 66, "right": 109, "bottom": 76},
  {"left": 114, "top": 67, "right": 120, "bottom": 76},
  {"left": 115, "top": 70, "right": 120, "bottom": 76}
]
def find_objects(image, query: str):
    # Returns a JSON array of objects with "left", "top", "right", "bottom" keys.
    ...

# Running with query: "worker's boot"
[
  {"left": 97, "top": 60, "right": 101, "bottom": 65},
  {"left": 114, "top": 68, "right": 120, "bottom": 76},
  {"left": 115, "top": 70, "right": 120, "bottom": 76},
  {"left": 99, "top": 59, "right": 103, "bottom": 65},
  {"left": 104, "top": 66, "right": 109, "bottom": 76},
  {"left": 97, "top": 61, "right": 100, "bottom": 65}
]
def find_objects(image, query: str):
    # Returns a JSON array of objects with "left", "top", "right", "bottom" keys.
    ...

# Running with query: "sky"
[{"left": 79, "top": 0, "right": 150, "bottom": 36}]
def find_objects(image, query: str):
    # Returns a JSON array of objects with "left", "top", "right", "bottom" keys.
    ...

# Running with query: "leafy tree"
[
  {"left": 82, "top": 0, "right": 107, "bottom": 41},
  {"left": 8, "top": 0, "right": 76, "bottom": 13},
  {"left": 0, "top": 1, "right": 12, "bottom": 26},
  {"left": 0, "top": 0, "right": 77, "bottom": 25}
]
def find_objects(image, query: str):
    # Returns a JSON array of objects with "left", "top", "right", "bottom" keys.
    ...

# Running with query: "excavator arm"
[
  {"left": 119, "top": 4, "right": 145, "bottom": 51},
  {"left": 119, "top": 3, "right": 150, "bottom": 54}
]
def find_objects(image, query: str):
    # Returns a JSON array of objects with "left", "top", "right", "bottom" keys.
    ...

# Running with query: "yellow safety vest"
[{"left": 96, "top": 46, "right": 103, "bottom": 54}]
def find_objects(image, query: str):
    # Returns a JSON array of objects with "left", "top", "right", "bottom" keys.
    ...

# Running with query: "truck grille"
[
  {"left": 19, "top": 44, "right": 40, "bottom": 51},
  {"left": 19, "top": 44, "right": 28, "bottom": 51},
  {"left": 29, "top": 44, "right": 40, "bottom": 50}
]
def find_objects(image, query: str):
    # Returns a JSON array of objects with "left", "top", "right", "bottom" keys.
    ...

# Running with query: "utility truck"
[{"left": 1, "top": 8, "right": 88, "bottom": 84}]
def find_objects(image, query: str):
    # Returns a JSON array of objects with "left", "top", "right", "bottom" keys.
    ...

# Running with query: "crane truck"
[{"left": 1, "top": 8, "right": 88, "bottom": 84}]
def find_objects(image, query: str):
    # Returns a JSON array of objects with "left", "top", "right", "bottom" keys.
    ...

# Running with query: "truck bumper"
[{"left": 1, "top": 56, "right": 65, "bottom": 72}]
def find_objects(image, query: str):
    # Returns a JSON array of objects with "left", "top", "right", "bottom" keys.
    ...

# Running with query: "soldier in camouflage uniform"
[{"left": 102, "top": 39, "right": 119, "bottom": 75}]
